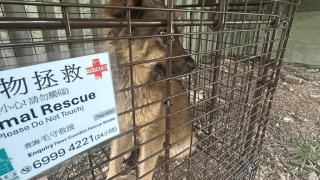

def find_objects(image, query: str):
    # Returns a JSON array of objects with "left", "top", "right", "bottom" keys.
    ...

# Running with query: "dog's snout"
[{"left": 186, "top": 57, "right": 196, "bottom": 71}]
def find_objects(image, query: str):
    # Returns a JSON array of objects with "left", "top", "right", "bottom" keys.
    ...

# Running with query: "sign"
[{"left": 0, "top": 53, "right": 120, "bottom": 180}]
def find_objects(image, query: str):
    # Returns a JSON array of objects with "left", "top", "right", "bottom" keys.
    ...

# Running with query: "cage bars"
[{"left": 0, "top": 0, "right": 300, "bottom": 179}]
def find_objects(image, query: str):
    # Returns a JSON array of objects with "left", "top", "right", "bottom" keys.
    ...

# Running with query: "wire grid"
[{"left": 0, "top": 0, "right": 300, "bottom": 179}]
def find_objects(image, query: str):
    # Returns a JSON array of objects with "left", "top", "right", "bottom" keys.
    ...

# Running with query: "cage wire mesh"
[{"left": 0, "top": 0, "right": 300, "bottom": 179}]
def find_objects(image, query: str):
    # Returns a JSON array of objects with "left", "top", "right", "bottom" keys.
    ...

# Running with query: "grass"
[{"left": 290, "top": 141, "right": 320, "bottom": 171}]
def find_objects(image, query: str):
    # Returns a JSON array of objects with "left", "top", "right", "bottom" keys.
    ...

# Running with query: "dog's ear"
[
  {"left": 140, "top": 0, "right": 182, "bottom": 19},
  {"left": 141, "top": 0, "right": 156, "bottom": 7},
  {"left": 105, "top": 0, "right": 142, "bottom": 19}
]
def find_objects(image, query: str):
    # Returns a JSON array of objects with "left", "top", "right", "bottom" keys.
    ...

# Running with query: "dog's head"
[
  {"left": 150, "top": 28, "right": 196, "bottom": 78},
  {"left": 105, "top": 0, "right": 196, "bottom": 81}
]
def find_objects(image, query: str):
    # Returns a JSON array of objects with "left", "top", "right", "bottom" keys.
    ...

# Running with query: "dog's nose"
[{"left": 186, "top": 57, "right": 196, "bottom": 71}]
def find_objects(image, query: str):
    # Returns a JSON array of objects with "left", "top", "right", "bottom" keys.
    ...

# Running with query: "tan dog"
[{"left": 105, "top": 0, "right": 197, "bottom": 179}]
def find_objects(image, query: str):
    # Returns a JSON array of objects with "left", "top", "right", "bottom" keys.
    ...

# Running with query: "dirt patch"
[{"left": 256, "top": 63, "right": 320, "bottom": 180}]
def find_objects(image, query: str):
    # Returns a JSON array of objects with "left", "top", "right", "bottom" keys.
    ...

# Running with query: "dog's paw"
[{"left": 119, "top": 175, "right": 136, "bottom": 180}]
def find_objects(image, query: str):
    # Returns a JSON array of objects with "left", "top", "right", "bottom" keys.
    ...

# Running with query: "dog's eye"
[
  {"left": 160, "top": 30, "right": 167, "bottom": 35},
  {"left": 160, "top": 30, "right": 167, "bottom": 40}
]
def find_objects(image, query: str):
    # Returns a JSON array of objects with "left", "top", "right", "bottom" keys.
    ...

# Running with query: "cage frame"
[{"left": 0, "top": 0, "right": 300, "bottom": 179}]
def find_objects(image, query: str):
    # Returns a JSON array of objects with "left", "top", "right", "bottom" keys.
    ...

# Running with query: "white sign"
[{"left": 0, "top": 53, "right": 120, "bottom": 180}]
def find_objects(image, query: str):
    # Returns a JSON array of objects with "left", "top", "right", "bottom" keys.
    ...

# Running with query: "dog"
[{"left": 104, "top": 0, "right": 197, "bottom": 179}]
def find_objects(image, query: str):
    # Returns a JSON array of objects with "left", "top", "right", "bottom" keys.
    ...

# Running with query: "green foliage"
[{"left": 290, "top": 142, "right": 320, "bottom": 171}]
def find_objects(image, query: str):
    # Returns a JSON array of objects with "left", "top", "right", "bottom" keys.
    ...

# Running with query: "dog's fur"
[{"left": 104, "top": 1, "right": 197, "bottom": 179}]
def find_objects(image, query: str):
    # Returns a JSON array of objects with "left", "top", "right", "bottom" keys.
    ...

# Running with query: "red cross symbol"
[{"left": 86, "top": 59, "right": 108, "bottom": 80}]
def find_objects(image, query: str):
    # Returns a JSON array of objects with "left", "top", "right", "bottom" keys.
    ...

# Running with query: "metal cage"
[{"left": 0, "top": 0, "right": 300, "bottom": 179}]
